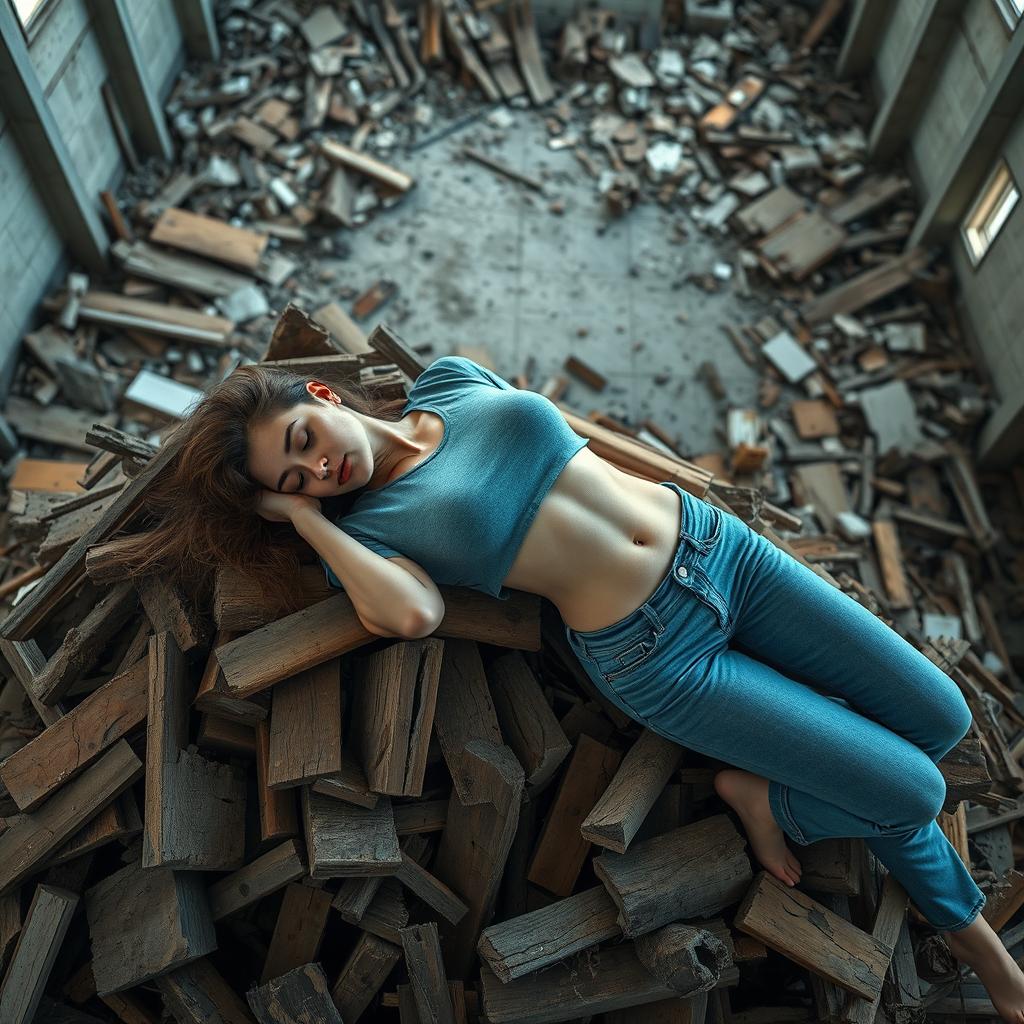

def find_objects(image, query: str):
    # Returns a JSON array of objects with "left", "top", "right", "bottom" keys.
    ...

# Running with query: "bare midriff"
[
  {"left": 383, "top": 410, "right": 683, "bottom": 633},
  {"left": 499, "top": 445, "right": 683, "bottom": 633}
]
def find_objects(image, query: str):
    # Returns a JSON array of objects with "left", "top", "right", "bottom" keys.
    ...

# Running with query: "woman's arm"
[{"left": 290, "top": 505, "right": 445, "bottom": 638}]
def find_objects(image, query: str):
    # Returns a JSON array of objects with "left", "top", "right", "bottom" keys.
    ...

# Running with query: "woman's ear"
[{"left": 306, "top": 380, "right": 342, "bottom": 404}]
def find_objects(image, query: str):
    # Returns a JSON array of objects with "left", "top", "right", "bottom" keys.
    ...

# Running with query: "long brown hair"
[{"left": 104, "top": 364, "right": 407, "bottom": 615}]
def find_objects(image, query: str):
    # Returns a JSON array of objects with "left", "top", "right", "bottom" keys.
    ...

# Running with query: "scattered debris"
[{"left": 0, "top": 3, "right": 1019, "bottom": 1023}]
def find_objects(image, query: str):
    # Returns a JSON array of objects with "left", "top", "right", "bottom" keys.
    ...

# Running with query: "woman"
[{"left": 121, "top": 354, "right": 1023, "bottom": 1018}]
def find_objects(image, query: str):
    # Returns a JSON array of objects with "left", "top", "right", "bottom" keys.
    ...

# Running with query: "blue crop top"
[{"left": 319, "top": 355, "right": 591, "bottom": 600}]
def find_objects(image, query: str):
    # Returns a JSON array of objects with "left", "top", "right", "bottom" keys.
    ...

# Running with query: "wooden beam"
[
  {"left": 867, "top": 0, "right": 960, "bottom": 163},
  {"left": 0, "top": 740, "right": 143, "bottom": 896},
  {"left": 0, "top": 2, "right": 108, "bottom": 273},
  {"left": 0, "top": 418, "right": 188, "bottom": 641},
  {"left": 837, "top": 0, "right": 895, "bottom": 80},
  {"left": 907, "top": 23, "right": 1024, "bottom": 248},
  {"left": 143, "top": 631, "right": 247, "bottom": 871},
  {"left": 0, "top": 884, "right": 78, "bottom": 1024}
]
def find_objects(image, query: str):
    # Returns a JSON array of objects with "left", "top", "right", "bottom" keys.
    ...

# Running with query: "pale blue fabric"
[
  {"left": 565, "top": 482, "right": 986, "bottom": 933},
  {"left": 320, "top": 356, "right": 590, "bottom": 600}
]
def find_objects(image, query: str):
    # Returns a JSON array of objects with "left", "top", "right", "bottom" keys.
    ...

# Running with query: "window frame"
[
  {"left": 993, "top": 0, "right": 1024, "bottom": 32},
  {"left": 9, "top": 0, "right": 61, "bottom": 43},
  {"left": 961, "top": 158, "right": 1020, "bottom": 269}
]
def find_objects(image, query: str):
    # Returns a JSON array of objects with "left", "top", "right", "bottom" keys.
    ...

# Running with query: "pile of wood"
[
  {"left": 0, "top": 310, "right": 1019, "bottom": 1024},
  {"left": 0, "top": 2, "right": 1023, "bottom": 1021}
]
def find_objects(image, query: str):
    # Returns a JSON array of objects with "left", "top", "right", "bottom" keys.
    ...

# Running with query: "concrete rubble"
[{"left": 0, "top": 1, "right": 1021, "bottom": 1022}]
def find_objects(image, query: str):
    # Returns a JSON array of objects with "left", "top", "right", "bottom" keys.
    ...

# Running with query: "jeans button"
[{"left": 677, "top": 565, "right": 688, "bottom": 579}]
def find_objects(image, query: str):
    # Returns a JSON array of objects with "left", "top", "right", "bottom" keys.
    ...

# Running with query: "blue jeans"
[{"left": 564, "top": 482, "right": 986, "bottom": 932}]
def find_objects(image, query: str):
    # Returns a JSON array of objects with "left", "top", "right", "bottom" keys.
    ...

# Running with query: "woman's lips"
[{"left": 338, "top": 454, "right": 350, "bottom": 484}]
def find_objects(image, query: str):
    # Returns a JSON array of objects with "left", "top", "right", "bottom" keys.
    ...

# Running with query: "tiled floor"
[{"left": 322, "top": 100, "right": 776, "bottom": 458}]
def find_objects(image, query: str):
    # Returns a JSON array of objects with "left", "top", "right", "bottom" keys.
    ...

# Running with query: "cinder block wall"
[
  {"left": 0, "top": 0, "right": 186, "bottom": 397},
  {"left": 126, "top": 0, "right": 186, "bottom": 100},
  {"left": 0, "top": 109, "right": 65, "bottom": 354},
  {"left": 855, "top": 0, "right": 1024, "bottom": 466}
]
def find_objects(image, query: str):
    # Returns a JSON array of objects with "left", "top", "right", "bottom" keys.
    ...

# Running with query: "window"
[
  {"left": 962, "top": 160, "right": 1020, "bottom": 267},
  {"left": 994, "top": 0, "right": 1024, "bottom": 29},
  {"left": 10, "top": 0, "right": 54, "bottom": 34}
]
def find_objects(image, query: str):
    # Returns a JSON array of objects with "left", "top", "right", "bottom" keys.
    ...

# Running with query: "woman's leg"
[
  {"left": 569, "top": 485, "right": 1017, "bottom": 1016},
  {"left": 640, "top": 641, "right": 983, "bottom": 932},
  {"left": 700, "top": 513, "right": 986, "bottom": 932},
  {"left": 567, "top": 486, "right": 984, "bottom": 931}
]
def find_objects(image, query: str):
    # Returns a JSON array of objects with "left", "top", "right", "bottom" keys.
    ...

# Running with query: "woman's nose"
[{"left": 315, "top": 456, "right": 328, "bottom": 480}]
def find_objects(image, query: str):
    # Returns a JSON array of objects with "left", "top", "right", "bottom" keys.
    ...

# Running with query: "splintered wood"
[
  {"left": 0, "top": 311, "right": 1009, "bottom": 1024},
  {"left": 0, "top": 1, "right": 1019, "bottom": 1018}
]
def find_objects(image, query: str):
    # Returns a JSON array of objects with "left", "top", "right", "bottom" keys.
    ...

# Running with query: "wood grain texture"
[
  {"left": 85, "top": 859, "right": 216, "bottom": 996},
  {"left": 261, "top": 883, "right": 333, "bottom": 984},
  {"left": 154, "top": 957, "right": 255, "bottom": 1024},
  {"left": 732, "top": 870, "right": 892, "bottom": 1000},
  {"left": 0, "top": 884, "right": 79, "bottom": 1024},
  {"left": 488, "top": 649, "right": 572, "bottom": 794},
  {"left": 399, "top": 921, "right": 455, "bottom": 1024},
  {"left": 144, "top": 631, "right": 246, "bottom": 870},
  {"left": 302, "top": 788, "right": 402, "bottom": 878},
  {"left": 0, "top": 740, "right": 143, "bottom": 896},
  {"left": 478, "top": 884, "right": 621, "bottom": 983},
  {"left": 268, "top": 659, "right": 343, "bottom": 789},
  {"left": 592, "top": 814, "right": 751, "bottom": 938},
  {"left": 580, "top": 729, "right": 685, "bottom": 854},
  {"left": 527, "top": 733, "right": 622, "bottom": 898},
  {"left": 0, "top": 658, "right": 147, "bottom": 811},
  {"left": 330, "top": 932, "right": 402, "bottom": 1024},
  {"left": 248, "top": 963, "right": 341, "bottom": 1024},
  {"left": 207, "top": 838, "right": 307, "bottom": 922},
  {"left": 256, "top": 719, "right": 299, "bottom": 842},
  {"left": 348, "top": 638, "right": 442, "bottom": 797}
]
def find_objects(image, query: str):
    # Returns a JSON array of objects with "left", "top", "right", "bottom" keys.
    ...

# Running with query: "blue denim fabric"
[{"left": 565, "top": 481, "right": 986, "bottom": 932}]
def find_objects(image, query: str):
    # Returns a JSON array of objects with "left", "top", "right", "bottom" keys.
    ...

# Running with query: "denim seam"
[
  {"left": 933, "top": 890, "right": 987, "bottom": 932},
  {"left": 769, "top": 781, "right": 809, "bottom": 845}
]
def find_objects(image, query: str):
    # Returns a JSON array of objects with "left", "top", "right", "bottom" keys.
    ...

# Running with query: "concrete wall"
[
  {"left": 30, "top": 0, "right": 122, "bottom": 201},
  {"left": 857, "top": 0, "right": 1023, "bottom": 465},
  {"left": 0, "top": 108, "right": 66, "bottom": 352},
  {"left": 952, "top": 105, "right": 1024, "bottom": 464},
  {"left": 0, "top": 0, "right": 187, "bottom": 393},
  {"left": 127, "top": 0, "right": 186, "bottom": 99}
]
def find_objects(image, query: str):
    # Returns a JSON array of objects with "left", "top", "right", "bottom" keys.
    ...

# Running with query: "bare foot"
[
  {"left": 944, "top": 915, "right": 1024, "bottom": 1023},
  {"left": 713, "top": 768, "right": 802, "bottom": 887}
]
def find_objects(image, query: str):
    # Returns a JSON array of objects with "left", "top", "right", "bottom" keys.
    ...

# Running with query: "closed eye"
[{"left": 295, "top": 430, "right": 312, "bottom": 490}]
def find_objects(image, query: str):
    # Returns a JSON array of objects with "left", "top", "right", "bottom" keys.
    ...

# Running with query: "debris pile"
[{"left": 0, "top": 1, "right": 1021, "bottom": 1022}]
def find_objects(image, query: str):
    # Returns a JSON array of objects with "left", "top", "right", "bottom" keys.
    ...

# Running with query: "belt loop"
[{"left": 641, "top": 604, "right": 665, "bottom": 635}]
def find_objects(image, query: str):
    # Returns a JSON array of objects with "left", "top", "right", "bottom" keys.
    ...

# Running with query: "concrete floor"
[{"left": 323, "top": 101, "right": 773, "bottom": 459}]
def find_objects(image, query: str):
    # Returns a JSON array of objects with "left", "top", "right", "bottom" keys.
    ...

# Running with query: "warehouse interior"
[{"left": 0, "top": 0, "right": 1024, "bottom": 1021}]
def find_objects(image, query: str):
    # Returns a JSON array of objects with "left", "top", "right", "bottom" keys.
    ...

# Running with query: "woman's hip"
[{"left": 563, "top": 482, "right": 763, "bottom": 719}]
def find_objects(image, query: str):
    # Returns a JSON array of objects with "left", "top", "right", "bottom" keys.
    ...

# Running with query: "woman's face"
[{"left": 246, "top": 382, "right": 369, "bottom": 496}]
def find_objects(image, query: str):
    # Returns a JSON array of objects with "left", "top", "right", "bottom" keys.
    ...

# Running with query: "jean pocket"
[
  {"left": 588, "top": 621, "right": 662, "bottom": 684},
  {"left": 689, "top": 570, "right": 732, "bottom": 634}
]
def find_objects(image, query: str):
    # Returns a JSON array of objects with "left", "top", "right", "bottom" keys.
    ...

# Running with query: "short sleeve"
[
  {"left": 319, "top": 525, "right": 406, "bottom": 591},
  {"left": 320, "top": 553, "right": 345, "bottom": 591},
  {"left": 415, "top": 356, "right": 515, "bottom": 394}
]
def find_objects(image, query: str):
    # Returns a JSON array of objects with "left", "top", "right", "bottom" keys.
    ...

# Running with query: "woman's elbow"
[{"left": 402, "top": 602, "right": 445, "bottom": 639}]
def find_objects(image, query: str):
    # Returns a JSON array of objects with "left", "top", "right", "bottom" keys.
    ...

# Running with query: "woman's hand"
[{"left": 256, "top": 489, "right": 321, "bottom": 524}]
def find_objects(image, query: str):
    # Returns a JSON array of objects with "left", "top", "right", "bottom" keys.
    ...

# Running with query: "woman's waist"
[{"left": 508, "top": 475, "right": 684, "bottom": 631}]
